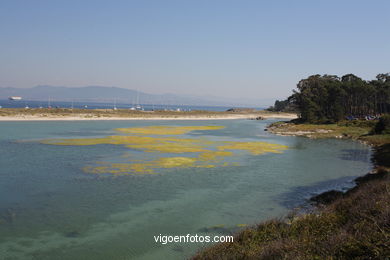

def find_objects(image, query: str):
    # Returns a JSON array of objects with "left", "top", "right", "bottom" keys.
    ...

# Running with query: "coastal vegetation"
[
  {"left": 267, "top": 120, "right": 375, "bottom": 139},
  {"left": 267, "top": 99, "right": 297, "bottom": 113},
  {"left": 194, "top": 168, "right": 389, "bottom": 259},
  {"left": 375, "top": 114, "right": 390, "bottom": 135},
  {"left": 270, "top": 73, "right": 390, "bottom": 123},
  {"left": 194, "top": 74, "right": 390, "bottom": 259},
  {"left": 194, "top": 122, "right": 390, "bottom": 259}
]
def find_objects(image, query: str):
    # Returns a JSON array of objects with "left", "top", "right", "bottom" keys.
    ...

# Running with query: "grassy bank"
[
  {"left": 267, "top": 120, "right": 390, "bottom": 146},
  {"left": 194, "top": 121, "right": 390, "bottom": 260},
  {"left": 267, "top": 120, "right": 377, "bottom": 139}
]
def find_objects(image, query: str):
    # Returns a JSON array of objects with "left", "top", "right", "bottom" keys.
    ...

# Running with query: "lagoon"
[{"left": 0, "top": 119, "right": 372, "bottom": 259}]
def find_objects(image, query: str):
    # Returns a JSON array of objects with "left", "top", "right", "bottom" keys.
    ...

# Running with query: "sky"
[{"left": 0, "top": 0, "right": 389, "bottom": 100}]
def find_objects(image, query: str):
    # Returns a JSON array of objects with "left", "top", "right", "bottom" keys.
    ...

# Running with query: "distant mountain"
[{"left": 0, "top": 85, "right": 272, "bottom": 107}]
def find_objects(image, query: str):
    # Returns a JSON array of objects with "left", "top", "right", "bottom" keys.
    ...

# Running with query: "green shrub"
[{"left": 374, "top": 114, "right": 390, "bottom": 134}]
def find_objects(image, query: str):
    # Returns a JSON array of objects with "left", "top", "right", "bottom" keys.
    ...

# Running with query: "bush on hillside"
[{"left": 374, "top": 114, "right": 390, "bottom": 134}]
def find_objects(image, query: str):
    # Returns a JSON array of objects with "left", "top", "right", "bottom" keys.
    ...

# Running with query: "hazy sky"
[{"left": 0, "top": 0, "right": 389, "bottom": 99}]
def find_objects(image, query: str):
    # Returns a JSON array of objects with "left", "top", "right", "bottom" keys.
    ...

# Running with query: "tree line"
[{"left": 268, "top": 73, "right": 390, "bottom": 123}]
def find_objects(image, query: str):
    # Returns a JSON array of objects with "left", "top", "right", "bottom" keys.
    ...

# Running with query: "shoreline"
[
  {"left": 0, "top": 110, "right": 297, "bottom": 121},
  {"left": 194, "top": 120, "right": 389, "bottom": 259},
  {"left": 264, "top": 121, "right": 387, "bottom": 202}
]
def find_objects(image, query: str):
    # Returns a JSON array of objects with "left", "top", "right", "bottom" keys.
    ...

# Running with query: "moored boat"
[{"left": 9, "top": 96, "right": 22, "bottom": 100}]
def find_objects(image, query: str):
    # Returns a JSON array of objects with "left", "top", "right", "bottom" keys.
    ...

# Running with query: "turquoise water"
[{"left": 0, "top": 119, "right": 372, "bottom": 259}]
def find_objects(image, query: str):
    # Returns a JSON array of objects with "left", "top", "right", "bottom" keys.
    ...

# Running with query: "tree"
[{"left": 286, "top": 73, "right": 390, "bottom": 123}]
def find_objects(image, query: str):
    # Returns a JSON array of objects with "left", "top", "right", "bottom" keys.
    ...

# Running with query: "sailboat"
[
  {"left": 113, "top": 99, "right": 118, "bottom": 110},
  {"left": 129, "top": 97, "right": 136, "bottom": 110},
  {"left": 136, "top": 90, "right": 141, "bottom": 110}
]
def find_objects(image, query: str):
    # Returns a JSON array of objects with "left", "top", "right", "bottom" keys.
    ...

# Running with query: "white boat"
[
  {"left": 9, "top": 96, "right": 22, "bottom": 100},
  {"left": 135, "top": 89, "right": 142, "bottom": 110},
  {"left": 113, "top": 99, "right": 118, "bottom": 110}
]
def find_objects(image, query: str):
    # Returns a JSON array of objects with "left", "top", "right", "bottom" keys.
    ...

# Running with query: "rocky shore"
[{"left": 193, "top": 120, "right": 389, "bottom": 259}]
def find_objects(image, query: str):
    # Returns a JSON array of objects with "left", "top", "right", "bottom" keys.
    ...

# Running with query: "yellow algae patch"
[
  {"left": 83, "top": 163, "right": 156, "bottom": 175},
  {"left": 83, "top": 165, "right": 109, "bottom": 174},
  {"left": 115, "top": 125, "right": 225, "bottom": 135},
  {"left": 82, "top": 151, "right": 231, "bottom": 175},
  {"left": 83, "top": 156, "right": 215, "bottom": 175},
  {"left": 198, "top": 151, "right": 233, "bottom": 161},
  {"left": 217, "top": 141, "right": 288, "bottom": 155},
  {"left": 42, "top": 125, "right": 289, "bottom": 176},
  {"left": 42, "top": 135, "right": 158, "bottom": 146},
  {"left": 154, "top": 157, "right": 197, "bottom": 168},
  {"left": 42, "top": 135, "right": 213, "bottom": 154},
  {"left": 126, "top": 142, "right": 207, "bottom": 153}
]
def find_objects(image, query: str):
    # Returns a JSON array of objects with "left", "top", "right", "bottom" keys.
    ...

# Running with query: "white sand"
[{"left": 0, "top": 113, "right": 297, "bottom": 121}]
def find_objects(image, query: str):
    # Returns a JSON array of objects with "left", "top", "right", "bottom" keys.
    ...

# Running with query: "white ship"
[{"left": 9, "top": 96, "right": 22, "bottom": 100}]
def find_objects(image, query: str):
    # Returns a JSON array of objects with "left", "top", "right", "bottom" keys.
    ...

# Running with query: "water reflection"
[
  {"left": 339, "top": 149, "right": 371, "bottom": 163},
  {"left": 276, "top": 175, "right": 357, "bottom": 209}
]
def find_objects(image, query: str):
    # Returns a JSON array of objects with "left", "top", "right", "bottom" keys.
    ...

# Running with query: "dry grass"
[
  {"left": 194, "top": 121, "right": 390, "bottom": 260},
  {"left": 267, "top": 120, "right": 376, "bottom": 139},
  {"left": 193, "top": 169, "right": 390, "bottom": 260}
]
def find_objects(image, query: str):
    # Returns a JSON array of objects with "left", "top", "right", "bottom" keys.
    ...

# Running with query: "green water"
[{"left": 0, "top": 119, "right": 372, "bottom": 259}]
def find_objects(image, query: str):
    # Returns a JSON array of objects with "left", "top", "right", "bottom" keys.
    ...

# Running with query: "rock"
[
  {"left": 310, "top": 190, "right": 344, "bottom": 205},
  {"left": 316, "top": 129, "right": 332, "bottom": 133},
  {"left": 354, "top": 169, "right": 388, "bottom": 185}
]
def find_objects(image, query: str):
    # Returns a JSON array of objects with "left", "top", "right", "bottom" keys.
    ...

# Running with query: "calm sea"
[
  {"left": 0, "top": 99, "right": 262, "bottom": 111},
  {"left": 0, "top": 119, "right": 372, "bottom": 259}
]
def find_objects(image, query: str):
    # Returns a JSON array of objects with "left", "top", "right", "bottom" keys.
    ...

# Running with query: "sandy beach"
[{"left": 0, "top": 109, "right": 297, "bottom": 121}]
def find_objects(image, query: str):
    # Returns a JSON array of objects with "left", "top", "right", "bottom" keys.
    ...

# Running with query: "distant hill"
[{"left": 0, "top": 85, "right": 273, "bottom": 107}]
